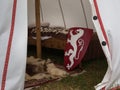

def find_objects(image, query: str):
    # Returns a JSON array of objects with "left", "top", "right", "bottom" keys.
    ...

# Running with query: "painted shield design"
[{"left": 64, "top": 27, "right": 93, "bottom": 70}]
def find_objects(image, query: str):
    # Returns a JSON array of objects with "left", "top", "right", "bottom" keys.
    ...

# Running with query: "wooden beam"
[{"left": 35, "top": 0, "right": 41, "bottom": 58}]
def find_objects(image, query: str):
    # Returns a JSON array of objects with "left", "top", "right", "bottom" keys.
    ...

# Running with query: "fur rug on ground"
[{"left": 25, "top": 56, "right": 85, "bottom": 89}]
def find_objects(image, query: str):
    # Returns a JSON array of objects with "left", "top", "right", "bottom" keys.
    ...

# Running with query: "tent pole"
[{"left": 35, "top": 0, "right": 41, "bottom": 58}]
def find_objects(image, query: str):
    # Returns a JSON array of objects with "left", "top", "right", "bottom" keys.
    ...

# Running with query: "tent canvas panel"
[
  {"left": 28, "top": 0, "right": 95, "bottom": 29},
  {"left": 90, "top": 0, "right": 120, "bottom": 89},
  {"left": 40, "top": 0, "right": 64, "bottom": 27},
  {"left": 0, "top": 0, "right": 27, "bottom": 90}
]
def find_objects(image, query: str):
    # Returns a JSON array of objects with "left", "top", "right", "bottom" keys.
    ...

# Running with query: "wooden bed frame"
[{"left": 28, "top": 33, "right": 67, "bottom": 50}]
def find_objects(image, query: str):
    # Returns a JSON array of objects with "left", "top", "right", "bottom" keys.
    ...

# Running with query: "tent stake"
[{"left": 35, "top": 0, "right": 41, "bottom": 58}]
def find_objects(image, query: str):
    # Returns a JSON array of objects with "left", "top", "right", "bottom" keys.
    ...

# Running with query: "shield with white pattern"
[{"left": 64, "top": 27, "right": 93, "bottom": 70}]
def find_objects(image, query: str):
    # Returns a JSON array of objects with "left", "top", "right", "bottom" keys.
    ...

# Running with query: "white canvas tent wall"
[
  {"left": 90, "top": 0, "right": 120, "bottom": 89},
  {"left": 1, "top": 0, "right": 120, "bottom": 90},
  {"left": 0, "top": 0, "right": 27, "bottom": 90},
  {"left": 28, "top": 0, "right": 95, "bottom": 29}
]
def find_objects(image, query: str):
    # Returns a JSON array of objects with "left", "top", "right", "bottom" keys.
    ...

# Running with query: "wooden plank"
[{"left": 35, "top": 0, "right": 41, "bottom": 58}]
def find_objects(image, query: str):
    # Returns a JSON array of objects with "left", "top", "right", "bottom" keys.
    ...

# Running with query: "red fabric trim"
[
  {"left": 102, "top": 86, "right": 120, "bottom": 90},
  {"left": 111, "top": 86, "right": 120, "bottom": 90},
  {"left": 93, "top": 1, "right": 113, "bottom": 89},
  {"left": 93, "top": 0, "right": 109, "bottom": 49},
  {"left": 1, "top": 0, "right": 17, "bottom": 90}
]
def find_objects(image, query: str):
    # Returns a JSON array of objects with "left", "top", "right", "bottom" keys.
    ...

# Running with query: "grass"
[{"left": 27, "top": 46, "right": 107, "bottom": 90}]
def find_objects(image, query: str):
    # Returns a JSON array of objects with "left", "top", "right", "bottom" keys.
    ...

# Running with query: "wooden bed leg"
[{"left": 35, "top": 0, "right": 41, "bottom": 58}]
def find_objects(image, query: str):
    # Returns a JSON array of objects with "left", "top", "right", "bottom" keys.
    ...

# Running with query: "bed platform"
[{"left": 28, "top": 23, "right": 68, "bottom": 50}]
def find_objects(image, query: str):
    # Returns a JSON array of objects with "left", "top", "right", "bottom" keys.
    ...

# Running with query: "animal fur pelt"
[
  {"left": 26, "top": 57, "right": 68, "bottom": 79},
  {"left": 46, "top": 62, "right": 68, "bottom": 78},
  {"left": 26, "top": 56, "right": 46, "bottom": 75}
]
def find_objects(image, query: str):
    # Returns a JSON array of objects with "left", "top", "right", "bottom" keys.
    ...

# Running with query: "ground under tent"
[{"left": 0, "top": 0, "right": 120, "bottom": 90}]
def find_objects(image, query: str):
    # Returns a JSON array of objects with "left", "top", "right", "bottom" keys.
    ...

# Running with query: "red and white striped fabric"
[
  {"left": 0, "top": 0, "right": 27, "bottom": 90},
  {"left": 90, "top": 0, "right": 120, "bottom": 89}
]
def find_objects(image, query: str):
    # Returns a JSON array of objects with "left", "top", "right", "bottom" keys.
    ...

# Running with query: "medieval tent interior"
[
  {"left": 1, "top": 0, "right": 120, "bottom": 90},
  {"left": 28, "top": 0, "right": 120, "bottom": 90},
  {"left": 28, "top": 0, "right": 95, "bottom": 51},
  {"left": 27, "top": 0, "right": 103, "bottom": 58},
  {"left": 26, "top": 0, "right": 106, "bottom": 89}
]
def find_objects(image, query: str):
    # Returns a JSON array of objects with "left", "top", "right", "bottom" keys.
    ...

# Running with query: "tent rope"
[
  {"left": 58, "top": 0, "right": 66, "bottom": 29},
  {"left": 80, "top": 0, "right": 89, "bottom": 28}
]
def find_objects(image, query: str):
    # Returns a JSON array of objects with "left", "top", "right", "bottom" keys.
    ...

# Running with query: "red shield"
[{"left": 64, "top": 27, "right": 93, "bottom": 70}]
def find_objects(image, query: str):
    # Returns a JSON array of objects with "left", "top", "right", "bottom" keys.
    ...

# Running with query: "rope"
[
  {"left": 80, "top": 0, "right": 89, "bottom": 28},
  {"left": 58, "top": 0, "right": 66, "bottom": 29}
]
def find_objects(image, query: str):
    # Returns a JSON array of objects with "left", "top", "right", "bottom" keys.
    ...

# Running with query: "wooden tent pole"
[{"left": 35, "top": 0, "right": 41, "bottom": 58}]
